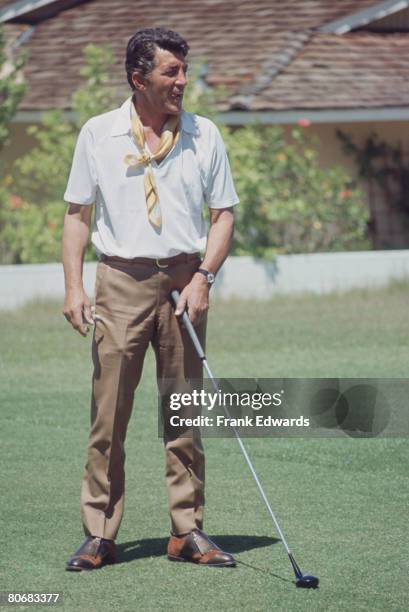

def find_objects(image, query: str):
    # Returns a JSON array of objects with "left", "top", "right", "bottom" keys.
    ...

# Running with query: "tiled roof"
[
  {"left": 2, "top": 0, "right": 408, "bottom": 113},
  {"left": 233, "top": 32, "right": 409, "bottom": 110}
]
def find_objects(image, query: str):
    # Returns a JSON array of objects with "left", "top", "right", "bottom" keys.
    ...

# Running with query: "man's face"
[{"left": 134, "top": 47, "right": 188, "bottom": 115}]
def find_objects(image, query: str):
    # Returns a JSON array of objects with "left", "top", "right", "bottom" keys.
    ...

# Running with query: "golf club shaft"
[{"left": 171, "top": 289, "right": 292, "bottom": 556}]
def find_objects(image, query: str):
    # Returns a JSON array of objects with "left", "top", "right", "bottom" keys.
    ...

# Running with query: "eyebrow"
[{"left": 162, "top": 62, "right": 188, "bottom": 71}]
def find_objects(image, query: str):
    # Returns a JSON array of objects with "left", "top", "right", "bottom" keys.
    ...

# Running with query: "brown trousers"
[{"left": 80, "top": 254, "right": 206, "bottom": 540}]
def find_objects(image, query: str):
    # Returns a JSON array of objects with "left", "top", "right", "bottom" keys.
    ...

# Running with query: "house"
[{"left": 2, "top": 0, "right": 409, "bottom": 248}]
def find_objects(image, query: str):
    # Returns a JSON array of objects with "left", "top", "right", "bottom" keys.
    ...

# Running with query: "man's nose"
[{"left": 176, "top": 69, "right": 187, "bottom": 88}]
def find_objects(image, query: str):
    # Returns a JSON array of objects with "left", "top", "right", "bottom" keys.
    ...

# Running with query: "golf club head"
[{"left": 296, "top": 574, "right": 319, "bottom": 589}]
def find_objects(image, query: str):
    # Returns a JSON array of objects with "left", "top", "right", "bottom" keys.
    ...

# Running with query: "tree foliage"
[
  {"left": 2, "top": 44, "right": 117, "bottom": 263},
  {"left": 72, "top": 44, "right": 118, "bottom": 128},
  {"left": 0, "top": 28, "right": 26, "bottom": 150},
  {"left": 0, "top": 26, "right": 26, "bottom": 263}
]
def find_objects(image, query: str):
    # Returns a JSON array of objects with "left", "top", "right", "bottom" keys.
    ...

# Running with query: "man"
[{"left": 62, "top": 27, "right": 239, "bottom": 571}]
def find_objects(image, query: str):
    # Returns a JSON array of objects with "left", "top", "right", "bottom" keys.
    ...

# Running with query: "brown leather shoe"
[
  {"left": 167, "top": 529, "right": 236, "bottom": 567},
  {"left": 66, "top": 536, "right": 117, "bottom": 571}
]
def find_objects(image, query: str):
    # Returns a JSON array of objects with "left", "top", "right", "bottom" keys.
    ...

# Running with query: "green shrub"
[
  {"left": 224, "top": 124, "right": 369, "bottom": 256},
  {"left": 0, "top": 195, "right": 62, "bottom": 263}
]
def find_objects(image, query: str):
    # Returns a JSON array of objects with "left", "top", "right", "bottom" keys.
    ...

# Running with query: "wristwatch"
[{"left": 195, "top": 268, "right": 216, "bottom": 286}]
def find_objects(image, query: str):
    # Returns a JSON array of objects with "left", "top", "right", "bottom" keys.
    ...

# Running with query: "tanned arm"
[
  {"left": 62, "top": 203, "right": 94, "bottom": 337},
  {"left": 175, "top": 206, "right": 234, "bottom": 325}
]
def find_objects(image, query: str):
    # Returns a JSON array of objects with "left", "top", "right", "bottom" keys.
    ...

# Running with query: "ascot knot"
[
  {"left": 124, "top": 152, "right": 153, "bottom": 167},
  {"left": 138, "top": 151, "right": 153, "bottom": 166}
]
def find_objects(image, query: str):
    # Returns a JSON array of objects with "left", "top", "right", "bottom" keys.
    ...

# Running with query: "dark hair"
[{"left": 125, "top": 27, "right": 189, "bottom": 89}]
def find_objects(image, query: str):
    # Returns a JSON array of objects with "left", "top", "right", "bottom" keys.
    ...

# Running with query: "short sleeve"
[
  {"left": 63, "top": 121, "right": 97, "bottom": 205},
  {"left": 204, "top": 125, "right": 239, "bottom": 209}
]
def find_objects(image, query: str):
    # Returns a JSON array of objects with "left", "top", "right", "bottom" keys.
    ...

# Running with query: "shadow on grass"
[{"left": 117, "top": 534, "right": 279, "bottom": 564}]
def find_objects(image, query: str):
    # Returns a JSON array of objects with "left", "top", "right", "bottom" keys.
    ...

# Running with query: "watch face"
[{"left": 207, "top": 272, "right": 215, "bottom": 284}]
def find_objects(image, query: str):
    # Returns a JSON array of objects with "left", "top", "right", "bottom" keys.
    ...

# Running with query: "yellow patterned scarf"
[{"left": 124, "top": 103, "right": 180, "bottom": 229}]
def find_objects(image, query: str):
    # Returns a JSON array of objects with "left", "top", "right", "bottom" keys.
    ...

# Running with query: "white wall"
[
  {"left": 214, "top": 251, "right": 409, "bottom": 299},
  {"left": 1, "top": 250, "right": 409, "bottom": 309}
]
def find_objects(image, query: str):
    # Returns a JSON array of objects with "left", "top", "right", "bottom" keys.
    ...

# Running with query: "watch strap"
[{"left": 196, "top": 268, "right": 215, "bottom": 284}]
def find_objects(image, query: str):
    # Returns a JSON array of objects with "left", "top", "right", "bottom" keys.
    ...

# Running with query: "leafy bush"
[
  {"left": 0, "top": 195, "right": 62, "bottom": 263},
  {"left": 224, "top": 124, "right": 369, "bottom": 256}
]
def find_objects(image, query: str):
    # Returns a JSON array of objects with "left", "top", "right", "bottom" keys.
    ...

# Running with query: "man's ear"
[{"left": 132, "top": 71, "right": 146, "bottom": 91}]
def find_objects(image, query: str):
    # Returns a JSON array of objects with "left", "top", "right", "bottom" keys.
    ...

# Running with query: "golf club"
[{"left": 171, "top": 289, "right": 319, "bottom": 589}]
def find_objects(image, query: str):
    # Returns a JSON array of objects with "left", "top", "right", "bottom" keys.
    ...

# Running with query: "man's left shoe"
[{"left": 167, "top": 528, "right": 236, "bottom": 567}]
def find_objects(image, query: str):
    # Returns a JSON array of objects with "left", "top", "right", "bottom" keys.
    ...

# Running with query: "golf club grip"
[{"left": 171, "top": 289, "right": 206, "bottom": 360}]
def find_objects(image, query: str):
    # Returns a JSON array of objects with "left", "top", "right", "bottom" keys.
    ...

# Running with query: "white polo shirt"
[{"left": 64, "top": 96, "right": 239, "bottom": 258}]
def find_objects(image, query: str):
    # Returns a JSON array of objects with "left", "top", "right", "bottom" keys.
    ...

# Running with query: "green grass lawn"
[{"left": 0, "top": 284, "right": 408, "bottom": 611}]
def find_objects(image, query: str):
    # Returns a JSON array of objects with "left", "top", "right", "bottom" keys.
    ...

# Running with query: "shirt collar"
[{"left": 110, "top": 96, "right": 199, "bottom": 136}]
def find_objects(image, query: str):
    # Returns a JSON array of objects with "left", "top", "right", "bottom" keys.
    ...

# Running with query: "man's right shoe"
[{"left": 66, "top": 536, "right": 117, "bottom": 571}]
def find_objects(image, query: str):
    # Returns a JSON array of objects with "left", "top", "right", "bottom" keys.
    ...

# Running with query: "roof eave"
[
  {"left": 0, "top": 0, "right": 87, "bottom": 25},
  {"left": 221, "top": 107, "right": 409, "bottom": 125},
  {"left": 318, "top": 0, "right": 409, "bottom": 34},
  {"left": 12, "top": 106, "right": 409, "bottom": 126}
]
